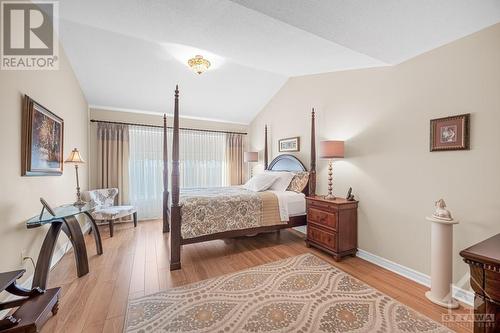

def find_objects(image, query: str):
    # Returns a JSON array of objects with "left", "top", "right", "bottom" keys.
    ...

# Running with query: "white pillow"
[
  {"left": 264, "top": 171, "right": 294, "bottom": 191},
  {"left": 244, "top": 173, "right": 279, "bottom": 192}
]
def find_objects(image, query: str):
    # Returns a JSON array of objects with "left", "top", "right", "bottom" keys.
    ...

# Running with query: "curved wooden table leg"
[
  {"left": 84, "top": 212, "right": 103, "bottom": 255},
  {"left": 32, "top": 221, "right": 63, "bottom": 289},
  {"left": 62, "top": 216, "right": 89, "bottom": 278}
]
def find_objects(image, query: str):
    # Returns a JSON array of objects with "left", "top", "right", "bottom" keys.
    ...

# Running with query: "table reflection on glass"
[{"left": 26, "top": 203, "right": 103, "bottom": 289}]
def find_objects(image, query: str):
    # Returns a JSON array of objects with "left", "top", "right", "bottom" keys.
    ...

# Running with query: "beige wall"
[
  {"left": 89, "top": 108, "right": 249, "bottom": 190},
  {"left": 249, "top": 23, "right": 500, "bottom": 288},
  {"left": 0, "top": 47, "right": 88, "bottom": 283}
]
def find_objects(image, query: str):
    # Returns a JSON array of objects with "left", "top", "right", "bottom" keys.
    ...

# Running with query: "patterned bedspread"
[{"left": 180, "top": 187, "right": 284, "bottom": 239}]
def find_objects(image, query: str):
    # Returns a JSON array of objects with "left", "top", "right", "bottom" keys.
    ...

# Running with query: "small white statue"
[{"left": 432, "top": 199, "right": 453, "bottom": 221}]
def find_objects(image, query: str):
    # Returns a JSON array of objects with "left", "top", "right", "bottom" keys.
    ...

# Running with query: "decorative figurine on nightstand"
[
  {"left": 432, "top": 199, "right": 453, "bottom": 221},
  {"left": 346, "top": 187, "right": 355, "bottom": 201}
]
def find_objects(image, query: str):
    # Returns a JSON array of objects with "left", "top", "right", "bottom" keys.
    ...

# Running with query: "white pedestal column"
[{"left": 425, "top": 216, "right": 459, "bottom": 309}]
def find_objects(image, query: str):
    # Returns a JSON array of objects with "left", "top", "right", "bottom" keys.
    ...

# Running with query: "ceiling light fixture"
[{"left": 188, "top": 55, "right": 211, "bottom": 74}]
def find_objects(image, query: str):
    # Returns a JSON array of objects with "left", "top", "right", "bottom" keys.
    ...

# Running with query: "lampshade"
[
  {"left": 319, "top": 140, "right": 344, "bottom": 159},
  {"left": 244, "top": 151, "right": 258, "bottom": 163},
  {"left": 65, "top": 148, "right": 85, "bottom": 164}
]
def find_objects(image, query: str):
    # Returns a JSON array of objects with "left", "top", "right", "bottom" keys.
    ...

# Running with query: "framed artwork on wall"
[
  {"left": 430, "top": 113, "right": 470, "bottom": 152},
  {"left": 22, "top": 95, "right": 64, "bottom": 176},
  {"left": 279, "top": 136, "right": 300, "bottom": 152}
]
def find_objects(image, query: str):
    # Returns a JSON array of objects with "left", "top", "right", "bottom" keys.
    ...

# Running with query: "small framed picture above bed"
[{"left": 278, "top": 136, "right": 300, "bottom": 152}]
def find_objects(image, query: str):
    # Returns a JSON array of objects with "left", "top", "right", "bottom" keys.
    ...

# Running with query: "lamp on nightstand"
[
  {"left": 319, "top": 140, "right": 344, "bottom": 200},
  {"left": 65, "top": 148, "right": 85, "bottom": 206},
  {"left": 244, "top": 151, "right": 258, "bottom": 178}
]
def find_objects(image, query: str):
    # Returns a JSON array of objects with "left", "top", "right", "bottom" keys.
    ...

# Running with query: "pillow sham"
[
  {"left": 243, "top": 173, "right": 279, "bottom": 192},
  {"left": 264, "top": 170, "right": 295, "bottom": 191},
  {"left": 287, "top": 171, "right": 310, "bottom": 193}
]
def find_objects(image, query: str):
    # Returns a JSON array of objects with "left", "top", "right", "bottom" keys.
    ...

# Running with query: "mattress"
[{"left": 271, "top": 190, "right": 306, "bottom": 217}]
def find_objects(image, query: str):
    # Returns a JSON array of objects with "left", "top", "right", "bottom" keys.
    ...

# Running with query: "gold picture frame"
[
  {"left": 430, "top": 113, "right": 470, "bottom": 152},
  {"left": 22, "top": 95, "right": 64, "bottom": 176}
]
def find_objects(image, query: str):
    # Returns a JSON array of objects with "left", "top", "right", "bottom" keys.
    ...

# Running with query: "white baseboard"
[
  {"left": 356, "top": 249, "right": 474, "bottom": 306},
  {"left": 0, "top": 222, "right": 91, "bottom": 319}
]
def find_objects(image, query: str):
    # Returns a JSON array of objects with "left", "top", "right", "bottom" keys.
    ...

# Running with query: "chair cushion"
[
  {"left": 82, "top": 188, "right": 118, "bottom": 208},
  {"left": 92, "top": 205, "right": 137, "bottom": 220}
]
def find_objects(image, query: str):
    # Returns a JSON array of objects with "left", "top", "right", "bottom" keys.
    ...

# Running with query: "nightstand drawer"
[
  {"left": 308, "top": 199, "right": 334, "bottom": 210},
  {"left": 307, "top": 208, "right": 337, "bottom": 230},
  {"left": 307, "top": 224, "right": 337, "bottom": 249}
]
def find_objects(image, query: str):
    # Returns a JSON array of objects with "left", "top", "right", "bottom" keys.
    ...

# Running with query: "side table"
[
  {"left": 0, "top": 269, "right": 60, "bottom": 333},
  {"left": 26, "top": 203, "right": 103, "bottom": 289}
]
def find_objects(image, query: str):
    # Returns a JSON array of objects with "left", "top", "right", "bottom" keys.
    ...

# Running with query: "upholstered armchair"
[{"left": 82, "top": 188, "right": 137, "bottom": 237}]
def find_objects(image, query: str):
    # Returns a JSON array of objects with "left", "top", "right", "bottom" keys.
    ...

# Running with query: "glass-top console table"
[{"left": 26, "top": 203, "right": 103, "bottom": 289}]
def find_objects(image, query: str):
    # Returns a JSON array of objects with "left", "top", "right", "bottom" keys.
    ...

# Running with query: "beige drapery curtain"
[
  {"left": 226, "top": 133, "right": 244, "bottom": 185},
  {"left": 97, "top": 123, "right": 130, "bottom": 205}
]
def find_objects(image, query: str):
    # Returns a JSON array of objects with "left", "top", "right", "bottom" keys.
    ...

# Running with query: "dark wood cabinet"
[
  {"left": 305, "top": 196, "right": 358, "bottom": 261},
  {"left": 460, "top": 233, "right": 500, "bottom": 333}
]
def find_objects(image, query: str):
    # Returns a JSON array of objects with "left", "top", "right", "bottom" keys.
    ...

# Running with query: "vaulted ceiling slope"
[{"left": 58, "top": 0, "right": 500, "bottom": 124}]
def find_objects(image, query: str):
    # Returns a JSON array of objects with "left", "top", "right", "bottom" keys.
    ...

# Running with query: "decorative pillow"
[
  {"left": 287, "top": 171, "right": 310, "bottom": 192},
  {"left": 243, "top": 173, "right": 279, "bottom": 192},
  {"left": 264, "top": 171, "right": 295, "bottom": 191}
]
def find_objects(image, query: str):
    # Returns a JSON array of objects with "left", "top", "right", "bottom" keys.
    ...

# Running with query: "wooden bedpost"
[
  {"left": 309, "top": 109, "right": 316, "bottom": 196},
  {"left": 170, "top": 85, "right": 181, "bottom": 270},
  {"left": 264, "top": 125, "right": 268, "bottom": 170},
  {"left": 163, "top": 114, "right": 170, "bottom": 233}
]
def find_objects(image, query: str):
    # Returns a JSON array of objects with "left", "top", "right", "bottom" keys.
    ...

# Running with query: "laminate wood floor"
[{"left": 41, "top": 220, "right": 473, "bottom": 333}]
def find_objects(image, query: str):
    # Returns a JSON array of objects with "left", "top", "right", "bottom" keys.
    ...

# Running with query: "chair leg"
[
  {"left": 133, "top": 212, "right": 137, "bottom": 228},
  {"left": 109, "top": 220, "right": 114, "bottom": 237}
]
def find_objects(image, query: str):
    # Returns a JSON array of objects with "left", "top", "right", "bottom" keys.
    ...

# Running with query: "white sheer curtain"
[
  {"left": 179, "top": 129, "right": 227, "bottom": 188},
  {"left": 129, "top": 126, "right": 164, "bottom": 219},
  {"left": 128, "top": 125, "right": 229, "bottom": 219}
]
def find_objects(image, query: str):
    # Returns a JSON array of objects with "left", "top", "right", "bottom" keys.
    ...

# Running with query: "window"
[
  {"left": 128, "top": 125, "right": 229, "bottom": 219},
  {"left": 178, "top": 129, "right": 228, "bottom": 188}
]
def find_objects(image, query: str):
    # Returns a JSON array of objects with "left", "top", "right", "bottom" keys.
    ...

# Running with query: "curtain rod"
[{"left": 90, "top": 119, "right": 247, "bottom": 135}]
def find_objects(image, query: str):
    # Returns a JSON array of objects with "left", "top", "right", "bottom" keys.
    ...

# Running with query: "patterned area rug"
[{"left": 125, "top": 254, "right": 452, "bottom": 332}]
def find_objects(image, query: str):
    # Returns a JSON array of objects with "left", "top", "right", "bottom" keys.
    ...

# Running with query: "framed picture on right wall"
[{"left": 430, "top": 113, "right": 470, "bottom": 152}]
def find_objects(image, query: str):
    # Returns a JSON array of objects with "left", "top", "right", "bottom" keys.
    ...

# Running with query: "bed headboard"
[
  {"left": 267, "top": 154, "right": 310, "bottom": 195},
  {"left": 267, "top": 154, "right": 306, "bottom": 172},
  {"left": 262, "top": 110, "right": 316, "bottom": 197}
]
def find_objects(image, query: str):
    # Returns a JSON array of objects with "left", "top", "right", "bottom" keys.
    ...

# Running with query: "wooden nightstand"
[{"left": 305, "top": 196, "right": 358, "bottom": 261}]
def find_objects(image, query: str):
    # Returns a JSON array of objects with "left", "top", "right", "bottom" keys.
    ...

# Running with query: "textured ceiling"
[
  {"left": 58, "top": 0, "right": 500, "bottom": 123},
  {"left": 230, "top": 0, "right": 500, "bottom": 64}
]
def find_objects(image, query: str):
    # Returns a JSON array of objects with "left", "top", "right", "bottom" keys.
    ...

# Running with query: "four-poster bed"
[{"left": 163, "top": 86, "right": 317, "bottom": 270}]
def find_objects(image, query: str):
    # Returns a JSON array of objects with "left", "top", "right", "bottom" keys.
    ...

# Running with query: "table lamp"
[
  {"left": 319, "top": 140, "right": 344, "bottom": 200},
  {"left": 65, "top": 148, "right": 85, "bottom": 206},
  {"left": 244, "top": 152, "right": 258, "bottom": 178}
]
